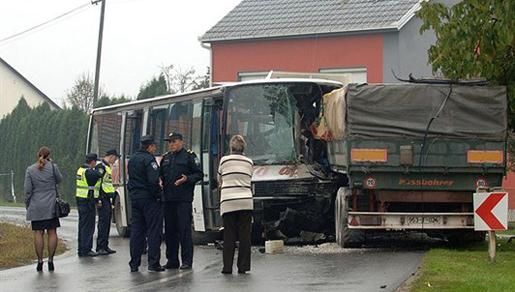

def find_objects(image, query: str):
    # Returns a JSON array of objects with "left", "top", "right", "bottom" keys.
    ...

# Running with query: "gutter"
[{"left": 199, "top": 39, "right": 213, "bottom": 87}]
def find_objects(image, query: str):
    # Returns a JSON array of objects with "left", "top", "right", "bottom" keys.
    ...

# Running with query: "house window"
[
  {"left": 319, "top": 68, "right": 368, "bottom": 84},
  {"left": 238, "top": 71, "right": 269, "bottom": 81}
]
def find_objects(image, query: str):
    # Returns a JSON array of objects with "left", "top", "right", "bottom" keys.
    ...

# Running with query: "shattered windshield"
[{"left": 227, "top": 84, "right": 297, "bottom": 165}]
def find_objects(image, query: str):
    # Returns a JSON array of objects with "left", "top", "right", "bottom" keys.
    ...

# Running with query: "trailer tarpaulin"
[{"left": 345, "top": 84, "right": 507, "bottom": 140}]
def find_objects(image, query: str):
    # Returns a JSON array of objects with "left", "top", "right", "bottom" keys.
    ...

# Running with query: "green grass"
[
  {"left": 0, "top": 199, "right": 25, "bottom": 208},
  {"left": 497, "top": 222, "right": 515, "bottom": 235},
  {"left": 0, "top": 222, "right": 67, "bottom": 268},
  {"left": 411, "top": 239, "right": 515, "bottom": 292}
]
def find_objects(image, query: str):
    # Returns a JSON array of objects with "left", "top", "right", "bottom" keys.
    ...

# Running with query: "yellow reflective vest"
[
  {"left": 100, "top": 162, "right": 115, "bottom": 194},
  {"left": 76, "top": 167, "right": 100, "bottom": 199}
]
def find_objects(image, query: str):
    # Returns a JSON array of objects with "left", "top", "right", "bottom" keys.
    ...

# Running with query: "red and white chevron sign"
[{"left": 473, "top": 192, "right": 508, "bottom": 231}]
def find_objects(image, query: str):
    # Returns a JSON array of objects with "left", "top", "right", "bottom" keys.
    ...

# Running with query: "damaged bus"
[{"left": 87, "top": 79, "right": 346, "bottom": 241}]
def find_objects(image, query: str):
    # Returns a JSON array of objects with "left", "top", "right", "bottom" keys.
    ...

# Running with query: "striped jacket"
[{"left": 218, "top": 154, "right": 254, "bottom": 216}]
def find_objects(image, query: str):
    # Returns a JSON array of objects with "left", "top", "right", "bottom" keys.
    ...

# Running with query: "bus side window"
[
  {"left": 125, "top": 110, "right": 144, "bottom": 156},
  {"left": 148, "top": 105, "right": 169, "bottom": 155}
]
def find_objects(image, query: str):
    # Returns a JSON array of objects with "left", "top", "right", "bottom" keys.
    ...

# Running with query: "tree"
[
  {"left": 0, "top": 99, "right": 88, "bottom": 205},
  {"left": 65, "top": 73, "right": 100, "bottom": 112},
  {"left": 191, "top": 67, "right": 211, "bottom": 91},
  {"left": 417, "top": 0, "right": 515, "bottom": 126},
  {"left": 137, "top": 74, "right": 169, "bottom": 100},
  {"left": 160, "top": 65, "right": 207, "bottom": 93},
  {"left": 94, "top": 94, "right": 132, "bottom": 108}
]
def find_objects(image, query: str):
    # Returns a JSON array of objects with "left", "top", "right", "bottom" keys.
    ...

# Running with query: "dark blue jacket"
[
  {"left": 128, "top": 149, "right": 161, "bottom": 200},
  {"left": 160, "top": 148, "right": 203, "bottom": 202}
]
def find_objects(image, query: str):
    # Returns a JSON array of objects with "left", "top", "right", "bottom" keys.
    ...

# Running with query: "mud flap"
[{"left": 335, "top": 187, "right": 364, "bottom": 247}]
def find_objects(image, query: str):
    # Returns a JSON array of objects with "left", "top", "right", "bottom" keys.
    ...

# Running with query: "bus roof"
[{"left": 91, "top": 78, "right": 343, "bottom": 114}]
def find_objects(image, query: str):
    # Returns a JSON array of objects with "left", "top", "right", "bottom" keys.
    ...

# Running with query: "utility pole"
[{"left": 92, "top": 0, "right": 106, "bottom": 106}]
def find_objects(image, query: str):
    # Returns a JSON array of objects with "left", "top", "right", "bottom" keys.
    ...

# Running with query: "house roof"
[
  {"left": 200, "top": 0, "right": 421, "bottom": 42},
  {"left": 0, "top": 57, "right": 60, "bottom": 109}
]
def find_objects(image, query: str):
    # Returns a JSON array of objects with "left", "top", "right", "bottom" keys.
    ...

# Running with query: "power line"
[{"left": 0, "top": 2, "right": 93, "bottom": 45}]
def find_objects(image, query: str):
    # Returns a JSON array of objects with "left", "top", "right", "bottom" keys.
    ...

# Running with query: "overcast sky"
[{"left": 0, "top": 0, "right": 241, "bottom": 105}]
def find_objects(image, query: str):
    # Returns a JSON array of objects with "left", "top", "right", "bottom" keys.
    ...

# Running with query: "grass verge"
[
  {"left": 0, "top": 222, "right": 67, "bottom": 269},
  {"left": 411, "top": 239, "right": 515, "bottom": 291},
  {"left": 0, "top": 199, "right": 25, "bottom": 208}
]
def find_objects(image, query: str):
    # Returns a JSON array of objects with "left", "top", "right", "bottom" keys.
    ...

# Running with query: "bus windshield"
[{"left": 226, "top": 84, "right": 297, "bottom": 165}]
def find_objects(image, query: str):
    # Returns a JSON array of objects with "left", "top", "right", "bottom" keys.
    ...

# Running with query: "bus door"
[
  {"left": 196, "top": 97, "right": 224, "bottom": 231},
  {"left": 116, "top": 108, "right": 145, "bottom": 236}
]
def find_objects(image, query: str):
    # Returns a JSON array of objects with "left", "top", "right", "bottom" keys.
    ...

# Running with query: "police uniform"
[
  {"left": 77, "top": 153, "right": 103, "bottom": 257},
  {"left": 95, "top": 149, "right": 119, "bottom": 255},
  {"left": 160, "top": 132, "right": 203, "bottom": 269},
  {"left": 127, "top": 136, "right": 164, "bottom": 272}
]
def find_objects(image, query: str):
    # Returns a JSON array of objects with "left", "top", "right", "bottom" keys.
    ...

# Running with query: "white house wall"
[{"left": 0, "top": 63, "right": 56, "bottom": 118}]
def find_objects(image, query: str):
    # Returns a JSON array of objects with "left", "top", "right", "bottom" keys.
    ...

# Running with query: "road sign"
[{"left": 474, "top": 192, "right": 508, "bottom": 231}]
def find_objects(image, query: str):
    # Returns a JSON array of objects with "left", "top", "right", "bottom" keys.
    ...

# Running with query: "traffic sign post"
[{"left": 474, "top": 190, "right": 508, "bottom": 262}]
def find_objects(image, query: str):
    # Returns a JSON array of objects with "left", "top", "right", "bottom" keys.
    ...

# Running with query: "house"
[
  {"left": 200, "top": 0, "right": 457, "bottom": 84},
  {"left": 0, "top": 57, "right": 60, "bottom": 118}
]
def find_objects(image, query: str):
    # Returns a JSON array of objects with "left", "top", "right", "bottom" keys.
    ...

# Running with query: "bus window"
[
  {"left": 125, "top": 109, "right": 144, "bottom": 156},
  {"left": 166, "top": 101, "right": 193, "bottom": 149},
  {"left": 89, "top": 112, "right": 123, "bottom": 155},
  {"left": 148, "top": 105, "right": 169, "bottom": 155},
  {"left": 191, "top": 101, "right": 202, "bottom": 156},
  {"left": 226, "top": 84, "right": 297, "bottom": 165}
]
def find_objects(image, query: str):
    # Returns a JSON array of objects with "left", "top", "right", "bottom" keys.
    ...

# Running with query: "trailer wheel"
[
  {"left": 114, "top": 194, "right": 130, "bottom": 238},
  {"left": 335, "top": 187, "right": 364, "bottom": 247}
]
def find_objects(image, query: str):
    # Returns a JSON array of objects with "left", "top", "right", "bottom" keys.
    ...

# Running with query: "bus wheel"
[
  {"left": 114, "top": 195, "right": 130, "bottom": 237},
  {"left": 335, "top": 187, "right": 364, "bottom": 247}
]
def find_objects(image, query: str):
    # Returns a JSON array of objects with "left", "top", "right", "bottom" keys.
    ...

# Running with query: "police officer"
[
  {"left": 95, "top": 149, "right": 120, "bottom": 255},
  {"left": 160, "top": 132, "right": 203, "bottom": 270},
  {"left": 76, "top": 153, "right": 103, "bottom": 257},
  {"left": 127, "top": 136, "right": 164, "bottom": 272}
]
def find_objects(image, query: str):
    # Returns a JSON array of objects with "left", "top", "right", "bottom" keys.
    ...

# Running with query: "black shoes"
[
  {"left": 238, "top": 270, "right": 247, "bottom": 274},
  {"left": 79, "top": 250, "right": 99, "bottom": 257},
  {"left": 48, "top": 261, "right": 55, "bottom": 271},
  {"left": 179, "top": 264, "right": 192, "bottom": 270},
  {"left": 148, "top": 265, "right": 165, "bottom": 272},
  {"left": 130, "top": 266, "right": 139, "bottom": 272},
  {"left": 36, "top": 261, "right": 43, "bottom": 272},
  {"left": 105, "top": 247, "right": 117, "bottom": 254},
  {"left": 164, "top": 262, "right": 180, "bottom": 269},
  {"left": 221, "top": 270, "right": 232, "bottom": 274},
  {"left": 96, "top": 249, "right": 110, "bottom": 256}
]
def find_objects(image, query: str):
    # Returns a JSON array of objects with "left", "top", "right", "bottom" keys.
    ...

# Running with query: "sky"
[{"left": 0, "top": 0, "right": 241, "bottom": 105}]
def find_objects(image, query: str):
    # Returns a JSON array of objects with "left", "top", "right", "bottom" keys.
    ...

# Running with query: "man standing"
[
  {"left": 160, "top": 132, "right": 203, "bottom": 270},
  {"left": 76, "top": 153, "right": 103, "bottom": 257},
  {"left": 95, "top": 149, "right": 120, "bottom": 255},
  {"left": 127, "top": 136, "right": 164, "bottom": 272}
]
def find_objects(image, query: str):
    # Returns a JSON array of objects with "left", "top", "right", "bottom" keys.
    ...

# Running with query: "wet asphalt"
[{"left": 0, "top": 207, "right": 425, "bottom": 292}]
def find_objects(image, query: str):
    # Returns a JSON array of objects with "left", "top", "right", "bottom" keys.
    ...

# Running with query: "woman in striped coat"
[{"left": 218, "top": 135, "right": 254, "bottom": 274}]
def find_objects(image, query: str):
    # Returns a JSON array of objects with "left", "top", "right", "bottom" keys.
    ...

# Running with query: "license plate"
[{"left": 407, "top": 216, "right": 440, "bottom": 225}]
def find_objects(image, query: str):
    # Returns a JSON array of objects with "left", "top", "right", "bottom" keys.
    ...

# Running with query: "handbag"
[{"left": 52, "top": 163, "right": 70, "bottom": 218}]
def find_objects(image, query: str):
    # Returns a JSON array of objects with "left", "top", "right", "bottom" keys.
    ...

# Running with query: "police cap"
[
  {"left": 140, "top": 135, "right": 156, "bottom": 146},
  {"left": 164, "top": 132, "right": 183, "bottom": 141},
  {"left": 86, "top": 153, "right": 98, "bottom": 162},
  {"left": 105, "top": 149, "right": 120, "bottom": 157}
]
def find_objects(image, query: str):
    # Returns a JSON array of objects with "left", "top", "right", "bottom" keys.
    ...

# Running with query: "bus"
[{"left": 87, "top": 79, "right": 345, "bottom": 240}]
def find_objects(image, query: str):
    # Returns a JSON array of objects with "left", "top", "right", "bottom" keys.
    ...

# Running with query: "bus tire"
[
  {"left": 114, "top": 194, "right": 130, "bottom": 237},
  {"left": 335, "top": 187, "right": 364, "bottom": 247}
]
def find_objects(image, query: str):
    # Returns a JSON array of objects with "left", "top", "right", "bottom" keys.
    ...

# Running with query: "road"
[{"left": 0, "top": 207, "right": 424, "bottom": 292}]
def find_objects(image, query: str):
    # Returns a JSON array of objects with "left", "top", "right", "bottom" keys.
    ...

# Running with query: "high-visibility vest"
[
  {"left": 76, "top": 167, "right": 100, "bottom": 199},
  {"left": 100, "top": 163, "right": 115, "bottom": 194}
]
